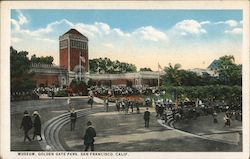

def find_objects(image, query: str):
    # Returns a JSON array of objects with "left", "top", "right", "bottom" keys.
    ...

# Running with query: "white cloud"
[
  {"left": 133, "top": 26, "right": 167, "bottom": 41},
  {"left": 11, "top": 10, "right": 28, "bottom": 31},
  {"left": 113, "top": 28, "right": 130, "bottom": 37},
  {"left": 34, "top": 19, "right": 73, "bottom": 35},
  {"left": 12, "top": 19, "right": 73, "bottom": 38},
  {"left": 72, "top": 22, "right": 111, "bottom": 37},
  {"left": 11, "top": 19, "right": 20, "bottom": 31},
  {"left": 95, "top": 22, "right": 110, "bottom": 34},
  {"left": 17, "top": 10, "right": 28, "bottom": 25},
  {"left": 102, "top": 43, "right": 114, "bottom": 49},
  {"left": 174, "top": 19, "right": 207, "bottom": 35},
  {"left": 225, "top": 20, "right": 238, "bottom": 27},
  {"left": 225, "top": 28, "right": 242, "bottom": 35},
  {"left": 200, "top": 21, "right": 211, "bottom": 25},
  {"left": 215, "top": 19, "right": 239, "bottom": 27}
]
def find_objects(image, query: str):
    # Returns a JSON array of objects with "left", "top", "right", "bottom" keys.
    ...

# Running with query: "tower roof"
[{"left": 63, "top": 28, "right": 88, "bottom": 40}]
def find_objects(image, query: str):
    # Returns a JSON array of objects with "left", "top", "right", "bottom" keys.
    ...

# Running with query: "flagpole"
[
  {"left": 79, "top": 51, "right": 81, "bottom": 81},
  {"left": 157, "top": 62, "right": 160, "bottom": 90}
]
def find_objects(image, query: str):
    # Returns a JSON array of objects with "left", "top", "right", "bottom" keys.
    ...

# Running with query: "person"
[
  {"left": 212, "top": 112, "right": 218, "bottom": 123},
  {"left": 130, "top": 101, "right": 134, "bottom": 113},
  {"left": 67, "top": 97, "right": 71, "bottom": 105},
  {"left": 83, "top": 121, "right": 96, "bottom": 151},
  {"left": 104, "top": 99, "right": 109, "bottom": 112},
  {"left": 144, "top": 108, "right": 150, "bottom": 128},
  {"left": 164, "top": 112, "right": 168, "bottom": 124},
  {"left": 155, "top": 103, "right": 159, "bottom": 117},
  {"left": 224, "top": 114, "right": 230, "bottom": 127},
  {"left": 88, "top": 96, "right": 94, "bottom": 109},
  {"left": 125, "top": 101, "right": 129, "bottom": 115},
  {"left": 67, "top": 97, "right": 71, "bottom": 111},
  {"left": 32, "top": 111, "right": 43, "bottom": 141},
  {"left": 51, "top": 90, "right": 55, "bottom": 99},
  {"left": 116, "top": 100, "right": 120, "bottom": 112},
  {"left": 121, "top": 101, "right": 125, "bottom": 112},
  {"left": 70, "top": 108, "right": 77, "bottom": 131},
  {"left": 159, "top": 105, "right": 164, "bottom": 118},
  {"left": 20, "top": 110, "right": 33, "bottom": 142},
  {"left": 136, "top": 104, "right": 140, "bottom": 114}
]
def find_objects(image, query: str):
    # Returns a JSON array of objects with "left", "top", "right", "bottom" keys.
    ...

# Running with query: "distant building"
[
  {"left": 208, "top": 59, "right": 220, "bottom": 71},
  {"left": 188, "top": 68, "right": 218, "bottom": 77}
]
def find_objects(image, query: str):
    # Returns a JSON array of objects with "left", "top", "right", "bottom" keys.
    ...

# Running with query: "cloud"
[
  {"left": 113, "top": 28, "right": 130, "bottom": 37},
  {"left": 102, "top": 43, "right": 114, "bottom": 49},
  {"left": 215, "top": 19, "right": 239, "bottom": 27},
  {"left": 200, "top": 21, "right": 211, "bottom": 25},
  {"left": 225, "top": 20, "right": 238, "bottom": 27},
  {"left": 17, "top": 10, "right": 28, "bottom": 25},
  {"left": 11, "top": 19, "right": 20, "bottom": 31},
  {"left": 133, "top": 26, "right": 167, "bottom": 41},
  {"left": 71, "top": 22, "right": 112, "bottom": 37},
  {"left": 174, "top": 19, "right": 207, "bottom": 35},
  {"left": 95, "top": 22, "right": 110, "bottom": 34},
  {"left": 225, "top": 28, "right": 242, "bottom": 35},
  {"left": 11, "top": 10, "right": 28, "bottom": 31},
  {"left": 12, "top": 19, "right": 73, "bottom": 38}
]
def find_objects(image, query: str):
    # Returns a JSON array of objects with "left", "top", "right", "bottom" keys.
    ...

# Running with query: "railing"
[{"left": 30, "top": 63, "right": 67, "bottom": 70}]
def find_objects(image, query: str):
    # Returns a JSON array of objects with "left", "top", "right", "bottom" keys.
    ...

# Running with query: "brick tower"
[{"left": 59, "top": 29, "right": 89, "bottom": 74}]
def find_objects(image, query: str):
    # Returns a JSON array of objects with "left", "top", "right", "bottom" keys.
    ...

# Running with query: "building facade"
[{"left": 31, "top": 28, "right": 161, "bottom": 87}]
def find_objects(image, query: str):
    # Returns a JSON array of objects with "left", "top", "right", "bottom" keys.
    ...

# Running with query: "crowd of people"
[
  {"left": 11, "top": 91, "right": 39, "bottom": 101},
  {"left": 89, "top": 85, "right": 158, "bottom": 97},
  {"left": 150, "top": 95, "right": 242, "bottom": 127},
  {"left": 113, "top": 99, "right": 141, "bottom": 114}
]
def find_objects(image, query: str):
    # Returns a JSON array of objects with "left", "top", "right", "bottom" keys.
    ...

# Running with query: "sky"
[{"left": 11, "top": 9, "right": 243, "bottom": 71}]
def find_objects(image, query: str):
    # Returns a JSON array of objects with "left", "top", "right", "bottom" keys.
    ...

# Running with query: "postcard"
[{"left": 0, "top": 1, "right": 249, "bottom": 159}]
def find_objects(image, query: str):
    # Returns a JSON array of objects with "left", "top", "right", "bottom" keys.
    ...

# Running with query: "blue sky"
[{"left": 11, "top": 9, "right": 243, "bottom": 70}]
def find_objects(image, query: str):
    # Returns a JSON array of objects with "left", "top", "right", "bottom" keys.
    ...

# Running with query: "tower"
[{"left": 59, "top": 29, "right": 89, "bottom": 74}]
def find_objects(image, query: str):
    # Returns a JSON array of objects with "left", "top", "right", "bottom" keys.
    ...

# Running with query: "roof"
[
  {"left": 63, "top": 28, "right": 88, "bottom": 40},
  {"left": 208, "top": 59, "right": 220, "bottom": 70}
]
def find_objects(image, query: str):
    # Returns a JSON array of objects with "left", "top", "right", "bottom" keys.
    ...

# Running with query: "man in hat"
[
  {"left": 144, "top": 108, "right": 150, "bottom": 128},
  {"left": 83, "top": 121, "right": 96, "bottom": 151},
  {"left": 88, "top": 96, "right": 94, "bottom": 109},
  {"left": 70, "top": 108, "right": 77, "bottom": 131},
  {"left": 20, "top": 110, "right": 33, "bottom": 142}
]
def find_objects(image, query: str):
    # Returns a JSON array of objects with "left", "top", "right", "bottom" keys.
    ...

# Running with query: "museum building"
[{"left": 30, "top": 28, "right": 161, "bottom": 87}]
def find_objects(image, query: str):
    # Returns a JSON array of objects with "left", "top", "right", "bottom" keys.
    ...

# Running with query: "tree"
[
  {"left": 10, "top": 47, "right": 36, "bottom": 92},
  {"left": 217, "top": 55, "right": 241, "bottom": 85},
  {"left": 178, "top": 70, "right": 203, "bottom": 86},
  {"left": 89, "top": 58, "right": 137, "bottom": 74},
  {"left": 30, "top": 54, "right": 54, "bottom": 64},
  {"left": 140, "top": 67, "right": 152, "bottom": 72},
  {"left": 163, "top": 63, "right": 182, "bottom": 86}
]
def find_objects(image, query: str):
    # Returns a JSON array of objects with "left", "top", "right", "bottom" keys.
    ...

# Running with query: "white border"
[{"left": 1, "top": 1, "right": 249, "bottom": 159}]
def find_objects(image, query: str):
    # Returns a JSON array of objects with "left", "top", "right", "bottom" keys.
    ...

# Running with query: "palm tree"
[{"left": 163, "top": 63, "right": 182, "bottom": 86}]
